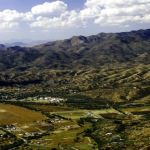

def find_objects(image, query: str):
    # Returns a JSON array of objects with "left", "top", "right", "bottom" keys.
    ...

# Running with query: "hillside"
[
  {"left": 0, "top": 29, "right": 150, "bottom": 71},
  {"left": 0, "top": 29, "right": 150, "bottom": 103},
  {"left": 0, "top": 29, "right": 150, "bottom": 149}
]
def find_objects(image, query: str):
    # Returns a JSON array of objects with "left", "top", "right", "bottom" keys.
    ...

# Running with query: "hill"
[
  {"left": 0, "top": 29, "right": 150, "bottom": 71},
  {"left": 0, "top": 29, "right": 149, "bottom": 103}
]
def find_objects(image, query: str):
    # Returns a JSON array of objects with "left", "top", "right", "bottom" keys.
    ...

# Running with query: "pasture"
[
  {"left": 50, "top": 108, "right": 121, "bottom": 120},
  {"left": 0, "top": 103, "right": 46, "bottom": 125}
]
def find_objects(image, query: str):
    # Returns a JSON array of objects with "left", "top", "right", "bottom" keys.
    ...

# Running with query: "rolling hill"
[
  {"left": 0, "top": 29, "right": 149, "bottom": 71},
  {"left": 0, "top": 29, "right": 149, "bottom": 102}
]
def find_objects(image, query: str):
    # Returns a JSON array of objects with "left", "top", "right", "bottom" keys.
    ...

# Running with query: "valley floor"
[{"left": 0, "top": 99, "right": 150, "bottom": 150}]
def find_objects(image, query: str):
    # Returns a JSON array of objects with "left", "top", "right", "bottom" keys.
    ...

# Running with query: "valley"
[
  {"left": 0, "top": 97, "right": 150, "bottom": 150},
  {"left": 0, "top": 29, "right": 150, "bottom": 150}
]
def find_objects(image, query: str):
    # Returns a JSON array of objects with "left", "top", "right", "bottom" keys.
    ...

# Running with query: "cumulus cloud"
[
  {"left": 0, "top": 0, "right": 150, "bottom": 31},
  {"left": 30, "top": 10, "right": 79, "bottom": 29},
  {"left": 31, "top": 1, "right": 67, "bottom": 16},
  {"left": 82, "top": 0, "right": 150, "bottom": 26},
  {"left": 0, "top": 22, "right": 18, "bottom": 30},
  {"left": 0, "top": 9, "right": 23, "bottom": 29}
]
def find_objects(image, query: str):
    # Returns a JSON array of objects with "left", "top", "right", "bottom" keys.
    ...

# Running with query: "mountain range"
[
  {"left": 0, "top": 29, "right": 149, "bottom": 102},
  {"left": 0, "top": 29, "right": 150, "bottom": 71}
]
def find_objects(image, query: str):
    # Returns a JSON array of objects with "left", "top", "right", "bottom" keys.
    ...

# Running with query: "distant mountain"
[
  {"left": 4, "top": 40, "right": 49, "bottom": 48},
  {"left": 5, "top": 42, "right": 27, "bottom": 47},
  {"left": 0, "top": 44, "right": 5, "bottom": 48},
  {"left": 0, "top": 29, "right": 149, "bottom": 71}
]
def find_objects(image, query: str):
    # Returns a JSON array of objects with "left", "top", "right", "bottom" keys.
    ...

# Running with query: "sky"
[{"left": 0, "top": 0, "right": 150, "bottom": 42}]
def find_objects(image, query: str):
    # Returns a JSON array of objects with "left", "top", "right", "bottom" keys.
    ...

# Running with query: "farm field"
[
  {"left": 50, "top": 108, "right": 121, "bottom": 120},
  {"left": 0, "top": 103, "right": 46, "bottom": 125},
  {"left": 0, "top": 101, "right": 150, "bottom": 150},
  {"left": 120, "top": 106, "right": 150, "bottom": 114}
]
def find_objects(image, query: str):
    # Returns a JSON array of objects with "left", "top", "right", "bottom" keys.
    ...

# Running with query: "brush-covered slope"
[
  {"left": 0, "top": 29, "right": 150, "bottom": 71},
  {"left": 0, "top": 29, "right": 149, "bottom": 102}
]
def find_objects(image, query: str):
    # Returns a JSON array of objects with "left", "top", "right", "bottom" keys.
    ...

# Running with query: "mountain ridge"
[
  {"left": 0, "top": 29, "right": 150, "bottom": 71},
  {"left": 0, "top": 29, "right": 149, "bottom": 102}
]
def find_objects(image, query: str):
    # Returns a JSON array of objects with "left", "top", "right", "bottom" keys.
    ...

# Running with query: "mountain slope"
[
  {"left": 0, "top": 29, "right": 149, "bottom": 102},
  {"left": 0, "top": 29, "right": 150, "bottom": 71}
]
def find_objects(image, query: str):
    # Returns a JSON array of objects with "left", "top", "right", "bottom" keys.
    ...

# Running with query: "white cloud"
[
  {"left": 31, "top": 1, "right": 67, "bottom": 16},
  {"left": 80, "top": 0, "right": 150, "bottom": 26},
  {"left": 0, "top": 1, "right": 69, "bottom": 30},
  {"left": 0, "top": 9, "right": 23, "bottom": 22},
  {"left": 0, "top": 22, "right": 18, "bottom": 30},
  {"left": 0, "top": 9, "right": 23, "bottom": 29},
  {"left": 85, "top": 0, "right": 150, "bottom": 7},
  {"left": 0, "top": 0, "right": 150, "bottom": 36},
  {"left": 30, "top": 10, "right": 80, "bottom": 29},
  {"left": 24, "top": 12, "right": 34, "bottom": 21}
]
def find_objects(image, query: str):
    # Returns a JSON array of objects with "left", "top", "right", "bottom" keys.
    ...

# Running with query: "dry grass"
[{"left": 0, "top": 103, "right": 46, "bottom": 125}]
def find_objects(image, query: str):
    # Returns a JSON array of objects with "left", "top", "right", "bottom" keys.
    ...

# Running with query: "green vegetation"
[
  {"left": 0, "top": 29, "right": 149, "bottom": 104},
  {"left": 0, "top": 29, "right": 150, "bottom": 149},
  {"left": 0, "top": 64, "right": 149, "bottom": 104},
  {"left": 0, "top": 100, "right": 149, "bottom": 150}
]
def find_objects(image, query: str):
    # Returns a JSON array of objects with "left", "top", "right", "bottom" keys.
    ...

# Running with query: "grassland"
[
  {"left": 0, "top": 99, "right": 149, "bottom": 150},
  {"left": 49, "top": 108, "right": 121, "bottom": 120},
  {"left": 0, "top": 103, "right": 46, "bottom": 125},
  {"left": 121, "top": 106, "right": 150, "bottom": 113}
]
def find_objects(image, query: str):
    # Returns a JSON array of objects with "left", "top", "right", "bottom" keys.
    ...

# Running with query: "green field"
[
  {"left": 0, "top": 101, "right": 150, "bottom": 150},
  {"left": 50, "top": 108, "right": 121, "bottom": 120}
]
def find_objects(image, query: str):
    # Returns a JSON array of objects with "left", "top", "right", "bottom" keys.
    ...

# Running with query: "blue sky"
[{"left": 0, "top": 0, "right": 149, "bottom": 42}]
